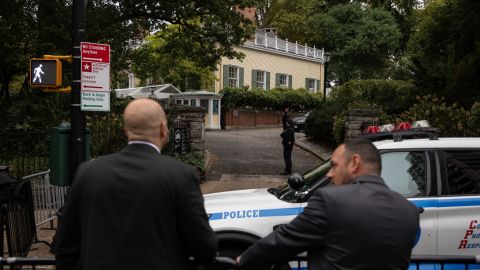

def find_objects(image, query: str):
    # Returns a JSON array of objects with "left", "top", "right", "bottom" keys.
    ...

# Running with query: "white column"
[
  {"left": 218, "top": 98, "right": 222, "bottom": 129},
  {"left": 208, "top": 99, "right": 213, "bottom": 129}
]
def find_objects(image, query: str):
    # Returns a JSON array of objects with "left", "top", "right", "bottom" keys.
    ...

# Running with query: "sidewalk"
[{"left": 294, "top": 132, "right": 333, "bottom": 161}]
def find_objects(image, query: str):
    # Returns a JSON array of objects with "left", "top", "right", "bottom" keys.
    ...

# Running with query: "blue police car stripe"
[
  {"left": 208, "top": 197, "right": 480, "bottom": 221},
  {"left": 209, "top": 207, "right": 301, "bottom": 221},
  {"left": 410, "top": 197, "right": 480, "bottom": 208},
  {"left": 408, "top": 263, "right": 480, "bottom": 270},
  {"left": 259, "top": 208, "right": 301, "bottom": 217},
  {"left": 437, "top": 197, "right": 480, "bottom": 207}
]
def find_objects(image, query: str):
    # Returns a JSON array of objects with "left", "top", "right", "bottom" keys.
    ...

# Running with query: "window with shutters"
[
  {"left": 256, "top": 71, "right": 266, "bottom": 89},
  {"left": 279, "top": 74, "right": 288, "bottom": 87},
  {"left": 307, "top": 78, "right": 316, "bottom": 91},
  {"left": 228, "top": 66, "right": 239, "bottom": 87}
]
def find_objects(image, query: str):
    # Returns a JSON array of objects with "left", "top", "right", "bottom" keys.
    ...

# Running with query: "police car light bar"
[{"left": 359, "top": 120, "right": 439, "bottom": 141}]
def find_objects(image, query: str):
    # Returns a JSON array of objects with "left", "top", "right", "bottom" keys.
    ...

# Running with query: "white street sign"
[{"left": 81, "top": 42, "right": 111, "bottom": 111}]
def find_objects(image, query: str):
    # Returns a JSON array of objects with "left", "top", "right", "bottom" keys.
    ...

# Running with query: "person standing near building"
[
  {"left": 282, "top": 106, "right": 289, "bottom": 130},
  {"left": 238, "top": 139, "right": 419, "bottom": 270},
  {"left": 280, "top": 123, "right": 295, "bottom": 175},
  {"left": 54, "top": 99, "right": 217, "bottom": 270}
]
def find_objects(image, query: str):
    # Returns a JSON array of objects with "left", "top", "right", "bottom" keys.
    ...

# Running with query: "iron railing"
[
  {"left": 0, "top": 133, "right": 49, "bottom": 179},
  {"left": 1, "top": 256, "right": 479, "bottom": 270},
  {"left": 22, "top": 171, "right": 68, "bottom": 229},
  {"left": 248, "top": 33, "right": 326, "bottom": 61}
]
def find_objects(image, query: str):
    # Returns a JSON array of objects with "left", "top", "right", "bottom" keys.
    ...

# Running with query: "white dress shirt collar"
[{"left": 128, "top": 141, "right": 161, "bottom": 154}]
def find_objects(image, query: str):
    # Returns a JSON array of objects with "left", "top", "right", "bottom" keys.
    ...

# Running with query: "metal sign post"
[{"left": 71, "top": 0, "right": 86, "bottom": 180}]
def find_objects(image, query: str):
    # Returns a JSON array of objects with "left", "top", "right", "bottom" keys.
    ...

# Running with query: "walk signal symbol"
[{"left": 30, "top": 58, "right": 62, "bottom": 88}]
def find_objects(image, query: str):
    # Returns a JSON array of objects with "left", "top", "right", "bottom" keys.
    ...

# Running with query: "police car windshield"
[{"left": 270, "top": 159, "right": 331, "bottom": 203}]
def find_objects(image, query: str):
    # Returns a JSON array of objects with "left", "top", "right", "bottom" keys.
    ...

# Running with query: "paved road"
[{"left": 205, "top": 128, "right": 321, "bottom": 181}]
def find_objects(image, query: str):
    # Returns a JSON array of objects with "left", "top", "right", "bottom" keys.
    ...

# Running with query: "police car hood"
[
  {"left": 203, "top": 188, "right": 272, "bottom": 206},
  {"left": 203, "top": 188, "right": 300, "bottom": 215}
]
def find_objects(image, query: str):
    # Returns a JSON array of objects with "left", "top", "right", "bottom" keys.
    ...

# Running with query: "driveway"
[{"left": 205, "top": 128, "right": 321, "bottom": 181}]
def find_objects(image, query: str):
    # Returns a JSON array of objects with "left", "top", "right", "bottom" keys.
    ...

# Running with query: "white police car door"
[
  {"left": 380, "top": 150, "right": 437, "bottom": 256},
  {"left": 436, "top": 150, "right": 480, "bottom": 256}
]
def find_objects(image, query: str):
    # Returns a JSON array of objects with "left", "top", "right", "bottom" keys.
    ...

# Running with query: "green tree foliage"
[
  {"left": 267, "top": 0, "right": 318, "bottom": 44},
  {"left": 408, "top": 0, "right": 480, "bottom": 107},
  {"left": 330, "top": 79, "right": 417, "bottom": 115},
  {"left": 311, "top": 3, "right": 401, "bottom": 82},
  {"left": 1, "top": 0, "right": 259, "bottom": 97},
  {"left": 0, "top": 0, "right": 37, "bottom": 97},
  {"left": 131, "top": 27, "right": 216, "bottom": 90}
]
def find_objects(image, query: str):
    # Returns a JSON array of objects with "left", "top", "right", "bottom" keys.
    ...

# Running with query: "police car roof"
[{"left": 373, "top": 137, "right": 480, "bottom": 150}]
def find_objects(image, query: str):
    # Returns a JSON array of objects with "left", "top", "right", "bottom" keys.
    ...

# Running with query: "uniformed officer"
[{"left": 281, "top": 122, "right": 295, "bottom": 175}]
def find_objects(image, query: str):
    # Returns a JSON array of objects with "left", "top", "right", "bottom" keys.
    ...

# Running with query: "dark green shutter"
[
  {"left": 275, "top": 73, "right": 280, "bottom": 88},
  {"left": 305, "top": 78, "right": 309, "bottom": 89},
  {"left": 239, "top": 67, "right": 244, "bottom": 87},
  {"left": 266, "top": 72, "right": 270, "bottom": 90},
  {"left": 223, "top": 65, "right": 229, "bottom": 89},
  {"left": 316, "top": 79, "right": 320, "bottom": 92},
  {"left": 288, "top": 75, "right": 293, "bottom": 88},
  {"left": 252, "top": 70, "right": 258, "bottom": 89}
]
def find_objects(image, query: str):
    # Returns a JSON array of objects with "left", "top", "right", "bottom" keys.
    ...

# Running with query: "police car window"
[
  {"left": 381, "top": 152, "right": 427, "bottom": 197},
  {"left": 443, "top": 150, "right": 480, "bottom": 195}
]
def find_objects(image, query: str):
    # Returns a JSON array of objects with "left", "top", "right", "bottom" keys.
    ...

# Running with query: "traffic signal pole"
[{"left": 71, "top": 0, "right": 86, "bottom": 180}]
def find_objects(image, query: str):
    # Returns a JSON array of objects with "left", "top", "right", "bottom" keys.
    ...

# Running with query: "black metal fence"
[
  {"left": 0, "top": 133, "right": 49, "bottom": 179},
  {"left": 0, "top": 256, "right": 479, "bottom": 270}
]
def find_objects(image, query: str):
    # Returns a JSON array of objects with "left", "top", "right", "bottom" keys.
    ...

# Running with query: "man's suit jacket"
[
  {"left": 239, "top": 175, "right": 419, "bottom": 270},
  {"left": 54, "top": 143, "right": 217, "bottom": 270}
]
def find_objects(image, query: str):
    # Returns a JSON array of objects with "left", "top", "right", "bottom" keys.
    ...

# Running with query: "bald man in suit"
[{"left": 55, "top": 99, "right": 217, "bottom": 270}]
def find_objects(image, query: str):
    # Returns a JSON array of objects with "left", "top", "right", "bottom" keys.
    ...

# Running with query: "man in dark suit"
[
  {"left": 54, "top": 99, "right": 217, "bottom": 270},
  {"left": 238, "top": 139, "right": 419, "bottom": 270}
]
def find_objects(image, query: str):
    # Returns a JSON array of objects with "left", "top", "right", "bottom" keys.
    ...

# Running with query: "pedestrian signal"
[{"left": 30, "top": 58, "right": 62, "bottom": 88}]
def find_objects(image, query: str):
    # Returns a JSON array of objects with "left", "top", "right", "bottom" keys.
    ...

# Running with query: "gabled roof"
[
  {"left": 170, "top": 90, "right": 222, "bottom": 98},
  {"left": 115, "top": 84, "right": 181, "bottom": 99}
]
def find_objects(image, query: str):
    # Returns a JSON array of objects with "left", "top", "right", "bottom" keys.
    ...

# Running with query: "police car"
[{"left": 204, "top": 121, "right": 480, "bottom": 265}]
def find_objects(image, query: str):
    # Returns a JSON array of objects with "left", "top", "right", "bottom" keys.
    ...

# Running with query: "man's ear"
[
  {"left": 350, "top": 154, "right": 361, "bottom": 174},
  {"left": 159, "top": 121, "right": 168, "bottom": 138}
]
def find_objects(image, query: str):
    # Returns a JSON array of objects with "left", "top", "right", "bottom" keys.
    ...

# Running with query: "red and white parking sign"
[{"left": 81, "top": 42, "right": 110, "bottom": 111}]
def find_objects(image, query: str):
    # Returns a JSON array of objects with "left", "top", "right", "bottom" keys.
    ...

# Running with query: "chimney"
[{"left": 237, "top": 6, "right": 256, "bottom": 23}]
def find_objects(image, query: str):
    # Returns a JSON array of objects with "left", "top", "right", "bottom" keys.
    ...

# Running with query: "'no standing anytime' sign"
[{"left": 81, "top": 42, "right": 110, "bottom": 111}]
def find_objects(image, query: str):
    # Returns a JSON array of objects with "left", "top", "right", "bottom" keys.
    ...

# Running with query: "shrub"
[
  {"left": 471, "top": 102, "right": 480, "bottom": 135},
  {"left": 332, "top": 101, "right": 392, "bottom": 144},
  {"left": 220, "top": 87, "right": 321, "bottom": 111},
  {"left": 330, "top": 79, "right": 417, "bottom": 115},
  {"left": 399, "top": 95, "right": 472, "bottom": 137},
  {"left": 304, "top": 102, "right": 340, "bottom": 144}
]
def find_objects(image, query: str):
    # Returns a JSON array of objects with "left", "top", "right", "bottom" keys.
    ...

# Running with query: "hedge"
[{"left": 220, "top": 87, "right": 321, "bottom": 111}]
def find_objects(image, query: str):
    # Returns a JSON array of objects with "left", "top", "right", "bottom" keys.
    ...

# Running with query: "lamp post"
[{"left": 323, "top": 52, "right": 330, "bottom": 102}]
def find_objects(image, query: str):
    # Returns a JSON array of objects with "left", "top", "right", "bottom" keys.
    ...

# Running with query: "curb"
[{"left": 295, "top": 141, "right": 325, "bottom": 161}]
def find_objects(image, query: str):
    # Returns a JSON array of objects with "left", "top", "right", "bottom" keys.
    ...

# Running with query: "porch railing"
[{"left": 249, "top": 33, "right": 326, "bottom": 61}]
